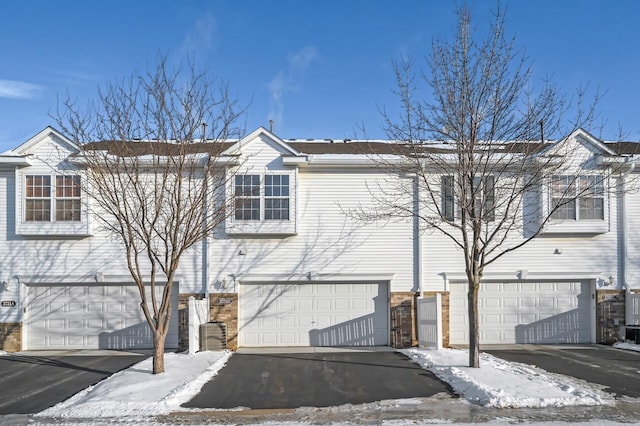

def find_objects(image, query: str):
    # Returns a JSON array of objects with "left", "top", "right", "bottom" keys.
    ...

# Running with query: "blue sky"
[{"left": 0, "top": 0, "right": 638, "bottom": 151}]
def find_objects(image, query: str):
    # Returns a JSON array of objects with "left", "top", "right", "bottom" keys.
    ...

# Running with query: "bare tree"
[
  {"left": 55, "top": 57, "right": 245, "bottom": 373},
  {"left": 357, "top": 6, "right": 616, "bottom": 367}
]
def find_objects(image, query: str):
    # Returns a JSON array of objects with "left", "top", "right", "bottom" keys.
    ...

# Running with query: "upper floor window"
[
  {"left": 234, "top": 175, "right": 260, "bottom": 220},
  {"left": 551, "top": 175, "right": 604, "bottom": 221},
  {"left": 265, "top": 175, "right": 289, "bottom": 220},
  {"left": 441, "top": 175, "right": 495, "bottom": 222},
  {"left": 234, "top": 174, "right": 290, "bottom": 221},
  {"left": 25, "top": 175, "right": 81, "bottom": 222}
]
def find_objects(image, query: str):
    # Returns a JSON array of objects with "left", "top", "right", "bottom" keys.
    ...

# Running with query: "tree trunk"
[
  {"left": 468, "top": 279, "right": 480, "bottom": 368},
  {"left": 152, "top": 330, "right": 166, "bottom": 374}
]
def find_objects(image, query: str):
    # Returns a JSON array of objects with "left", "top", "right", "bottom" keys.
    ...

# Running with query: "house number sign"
[
  {"left": 217, "top": 298, "right": 233, "bottom": 306},
  {"left": 1, "top": 301, "right": 16, "bottom": 308}
]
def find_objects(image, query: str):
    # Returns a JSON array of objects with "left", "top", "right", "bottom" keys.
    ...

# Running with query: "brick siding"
[
  {"left": 0, "top": 322, "right": 21, "bottom": 352},
  {"left": 209, "top": 293, "right": 238, "bottom": 350},
  {"left": 596, "top": 289, "right": 626, "bottom": 344}
]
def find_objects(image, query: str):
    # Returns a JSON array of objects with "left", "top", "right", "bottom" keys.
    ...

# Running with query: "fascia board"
[{"left": 0, "top": 155, "right": 32, "bottom": 166}]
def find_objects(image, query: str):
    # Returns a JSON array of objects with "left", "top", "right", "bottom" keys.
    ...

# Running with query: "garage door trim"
[
  {"left": 239, "top": 280, "right": 390, "bottom": 347},
  {"left": 448, "top": 279, "right": 596, "bottom": 345},
  {"left": 24, "top": 281, "right": 179, "bottom": 350}
]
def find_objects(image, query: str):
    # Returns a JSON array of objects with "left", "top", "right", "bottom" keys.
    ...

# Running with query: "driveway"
[
  {"left": 0, "top": 350, "right": 147, "bottom": 414},
  {"left": 484, "top": 344, "right": 640, "bottom": 398},
  {"left": 183, "top": 348, "right": 455, "bottom": 409}
]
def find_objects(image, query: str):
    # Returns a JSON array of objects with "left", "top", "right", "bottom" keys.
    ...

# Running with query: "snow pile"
[
  {"left": 39, "top": 351, "right": 231, "bottom": 418},
  {"left": 0, "top": 351, "right": 7, "bottom": 356},
  {"left": 613, "top": 341, "right": 640, "bottom": 352},
  {"left": 401, "top": 348, "right": 613, "bottom": 408}
]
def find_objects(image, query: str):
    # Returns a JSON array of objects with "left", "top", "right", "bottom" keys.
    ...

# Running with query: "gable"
[
  {"left": 224, "top": 127, "right": 303, "bottom": 171},
  {"left": 11, "top": 127, "right": 79, "bottom": 169}
]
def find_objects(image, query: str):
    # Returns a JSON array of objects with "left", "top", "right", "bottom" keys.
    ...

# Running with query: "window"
[
  {"left": 25, "top": 175, "right": 81, "bottom": 222},
  {"left": 265, "top": 175, "right": 289, "bottom": 220},
  {"left": 234, "top": 174, "right": 290, "bottom": 221},
  {"left": 234, "top": 175, "right": 260, "bottom": 220},
  {"left": 56, "top": 176, "right": 81, "bottom": 221},
  {"left": 441, "top": 175, "right": 495, "bottom": 222},
  {"left": 25, "top": 175, "right": 51, "bottom": 221},
  {"left": 551, "top": 175, "right": 604, "bottom": 221},
  {"left": 441, "top": 176, "right": 455, "bottom": 221}
]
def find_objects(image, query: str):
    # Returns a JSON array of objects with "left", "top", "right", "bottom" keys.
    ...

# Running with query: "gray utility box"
[{"left": 200, "top": 322, "right": 227, "bottom": 351}]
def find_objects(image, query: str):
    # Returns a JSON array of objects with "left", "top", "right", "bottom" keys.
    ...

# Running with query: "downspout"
[
  {"left": 619, "top": 161, "right": 635, "bottom": 292},
  {"left": 414, "top": 176, "right": 423, "bottom": 295}
]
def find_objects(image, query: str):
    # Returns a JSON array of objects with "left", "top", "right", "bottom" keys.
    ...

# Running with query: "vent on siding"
[{"left": 200, "top": 322, "right": 227, "bottom": 351}]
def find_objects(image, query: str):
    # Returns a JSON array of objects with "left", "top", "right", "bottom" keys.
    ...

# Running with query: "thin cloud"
[
  {"left": 182, "top": 12, "right": 217, "bottom": 53},
  {"left": 268, "top": 46, "right": 318, "bottom": 131},
  {"left": 0, "top": 80, "right": 45, "bottom": 99}
]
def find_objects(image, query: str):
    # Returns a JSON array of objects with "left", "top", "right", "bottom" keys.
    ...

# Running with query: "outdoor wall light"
[{"left": 2, "top": 281, "right": 8, "bottom": 291}]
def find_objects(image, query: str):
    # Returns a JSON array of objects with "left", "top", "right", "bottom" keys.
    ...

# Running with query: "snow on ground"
[
  {"left": 0, "top": 350, "right": 7, "bottom": 356},
  {"left": 32, "top": 345, "right": 638, "bottom": 424},
  {"left": 39, "top": 351, "right": 231, "bottom": 418},
  {"left": 401, "top": 348, "right": 613, "bottom": 408},
  {"left": 613, "top": 341, "right": 640, "bottom": 352}
]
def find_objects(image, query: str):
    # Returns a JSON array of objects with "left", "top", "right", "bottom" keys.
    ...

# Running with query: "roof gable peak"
[
  {"left": 222, "top": 127, "right": 302, "bottom": 156},
  {"left": 12, "top": 126, "right": 80, "bottom": 155}
]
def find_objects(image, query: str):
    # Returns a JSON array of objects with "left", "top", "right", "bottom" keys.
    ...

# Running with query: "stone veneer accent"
[
  {"left": 0, "top": 322, "right": 22, "bottom": 352},
  {"left": 596, "top": 289, "right": 626, "bottom": 344},
  {"left": 209, "top": 293, "right": 238, "bottom": 350}
]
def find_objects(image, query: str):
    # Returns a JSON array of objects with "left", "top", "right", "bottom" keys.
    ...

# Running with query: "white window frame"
[
  {"left": 17, "top": 171, "right": 91, "bottom": 236},
  {"left": 227, "top": 170, "right": 296, "bottom": 236},
  {"left": 544, "top": 174, "right": 609, "bottom": 234},
  {"left": 441, "top": 175, "right": 495, "bottom": 222}
]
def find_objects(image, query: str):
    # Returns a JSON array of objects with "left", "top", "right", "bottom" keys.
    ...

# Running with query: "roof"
[{"left": 81, "top": 140, "right": 235, "bottom": 157}]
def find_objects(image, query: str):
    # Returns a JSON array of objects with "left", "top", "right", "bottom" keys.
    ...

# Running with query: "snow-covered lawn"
[
  {"left": 401, "top": 348, "right": 613, "bottom": 408},
  {"left": 39, "top": 351, "right": 231, "bottom": 418}
]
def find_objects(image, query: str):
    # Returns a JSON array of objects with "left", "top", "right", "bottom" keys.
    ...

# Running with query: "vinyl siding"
[{"left": 210, "top": 168, "right": 416, "bottom": 292}]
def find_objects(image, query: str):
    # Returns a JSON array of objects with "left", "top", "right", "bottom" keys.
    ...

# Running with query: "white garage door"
[
  {"left": 26, "top": 283, "right": 179, "bottom": 350},
  {"left": 449, "top": 280, "right": 593, "bottom": 345},
  {"left": 239, "top": 282, "right": 389, "bottom": 347}
]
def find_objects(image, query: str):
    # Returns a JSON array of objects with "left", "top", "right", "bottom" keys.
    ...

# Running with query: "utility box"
[{"left": 200, "top": 322, "right": 227, "bottom": 351}]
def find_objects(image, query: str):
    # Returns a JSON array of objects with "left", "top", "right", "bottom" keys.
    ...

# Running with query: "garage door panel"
[
  {"left": 27, "top": 283, "right": 179, "bottom": 350},
  {"left": 240, "top": 282, "right": 388, "bottom": 347},
  {"left": 450, "top": 280, "right": 591, "bottom": 344}
]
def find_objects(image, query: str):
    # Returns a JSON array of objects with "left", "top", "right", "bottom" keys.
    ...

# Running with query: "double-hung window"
[
  {"left": 234, "top": 174, "right": 290, "bottom": 221},
  {"left": 234, "top": 175, "right": 260, "bottom": 220},
  {"left": 551, "top": 175, "right": 604, "bottom": 221},
  {"left": 441, "top": 175, "right": 495, "bottom": 222},
  {"left": 25, "top": 175, "right": 81, "bottom": 222}
]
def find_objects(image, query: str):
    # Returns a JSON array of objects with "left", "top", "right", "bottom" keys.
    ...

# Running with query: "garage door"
[
  {"left": 26, "top": 283, "right": 179, "bottom": 350},
  {"left": 449, "top": 280, "right": 593, "bottom": 344},
  {"left": 239, "top": 282, "right": 389, "bottom": 347}
]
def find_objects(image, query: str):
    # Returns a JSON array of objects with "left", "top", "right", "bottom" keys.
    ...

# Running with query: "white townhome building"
[{"left": 0, "top": 126, "right": 638, "bottom": 352}]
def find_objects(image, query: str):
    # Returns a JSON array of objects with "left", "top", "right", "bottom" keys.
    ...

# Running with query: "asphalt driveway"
[
  {"left": 0, "top": 350, "right": 147, "bottom": 414},
  {"left": 485, "top": 344, "right": 640, "bottom": 398},
  {"left": 184, "top": 348, "right": 455, "bottom": 409}
]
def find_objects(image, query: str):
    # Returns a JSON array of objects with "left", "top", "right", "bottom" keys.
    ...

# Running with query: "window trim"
[
  {"left": 24, "top": 174, "right": 82, "bottom": 223},
  {"left": 227, "top": 170, "right": 296, "bottom": 236},
  {"left": 441, "top": 175, "right": 495, "bottom": 222},
  {"left": 543, "top": 174, "right": 609, "bottom": 235},
  {"left": 233, "top": 173, "right": 291, "bottom": 222},
  {"left": 550, "top": 175, "right": 605, "bottom": 222},
  {"left": 16, "top": 171, "right": 91, "bottom": 236}
]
